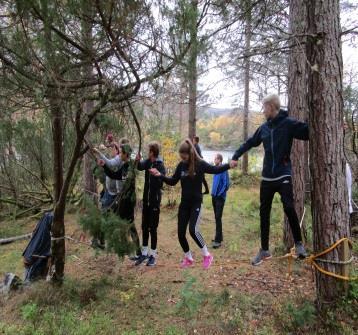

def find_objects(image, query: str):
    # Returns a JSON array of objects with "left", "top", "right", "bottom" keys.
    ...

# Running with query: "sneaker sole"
[
  {"left": 135, "top": 258, "right": 148, "bottom": 266},
  {"left": 252, "top": 255, "right": 272, "bottom": 266}
]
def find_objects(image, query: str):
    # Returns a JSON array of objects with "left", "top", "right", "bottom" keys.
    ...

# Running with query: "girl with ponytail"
[{"left": 149, "top": 138, "right": 231, "bottom": 269}]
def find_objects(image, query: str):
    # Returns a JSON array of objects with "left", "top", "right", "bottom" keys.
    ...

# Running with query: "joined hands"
[
  {"left": 149, "top": 168, "right": 161, "bottom": 177},
  {"left": 230, "top": 160, "right": 238, "bottom": 169}
]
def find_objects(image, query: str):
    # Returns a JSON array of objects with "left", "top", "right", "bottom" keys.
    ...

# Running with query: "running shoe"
[
  {"left": 251, "top": 249, "right": 272, "bottom": 266},
  {"left": 203, "top": 254, "right": 214, "bottom": 269},
  {"left": 181, "top": 257, "right": 194, "bottom": 269}
]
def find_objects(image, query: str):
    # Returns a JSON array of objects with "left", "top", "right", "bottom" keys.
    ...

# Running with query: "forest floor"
[{"left": 0, "top": 175, "right": 357, "bottom": 335}]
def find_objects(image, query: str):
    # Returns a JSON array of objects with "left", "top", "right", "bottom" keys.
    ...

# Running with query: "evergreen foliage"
[{"left": 79, "top": 160, "right": 137, "bottom": 258}]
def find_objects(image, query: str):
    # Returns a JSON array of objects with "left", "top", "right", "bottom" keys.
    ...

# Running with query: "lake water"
[
  {"left": 201, "top": 149, "right": 235, "bottom": 163},
  {"left": 201, "top": 149, "right": 263, "bottom": 172}
]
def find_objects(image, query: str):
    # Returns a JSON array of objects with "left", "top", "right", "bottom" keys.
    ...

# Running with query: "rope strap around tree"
[
  {"left": 270, "top": 237, "right": 357, "bottom": 281},
  {"left": 305, "top": 237, "right": 357, "bottom": 281},
  {"left": 313, "top": 256, "right": 354, "bottom": 265}
]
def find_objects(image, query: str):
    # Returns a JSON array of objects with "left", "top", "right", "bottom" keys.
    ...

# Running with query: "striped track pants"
[{"left": 177, "top": 200, "right": 205, "bottom": 253}]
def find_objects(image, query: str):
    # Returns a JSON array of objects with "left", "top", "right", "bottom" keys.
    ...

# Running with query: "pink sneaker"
[
  {"left": 181, "top": 257, "right": 194, "bottom": 269},
  {"left": 203, "top": 254, "right": 213, "bottom": 269}
]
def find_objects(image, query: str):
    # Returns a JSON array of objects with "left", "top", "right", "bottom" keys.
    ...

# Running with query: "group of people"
[{"left": 92, "top": 93, "right": 309, "bottom": 269}]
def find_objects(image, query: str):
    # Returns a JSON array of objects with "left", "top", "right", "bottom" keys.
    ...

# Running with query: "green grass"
[
  {"left": 0, "top": 180, "right": 357, "bottom": 335},
  {"left": 0, "top": 216, "right": 30, "bottom": 238}
]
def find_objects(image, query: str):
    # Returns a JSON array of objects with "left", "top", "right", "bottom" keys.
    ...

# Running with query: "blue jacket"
[
  {"left": 211, "top": 168, "right": 230, "bottom": 199},
  {"left": 232, "top": 109, "right": 309, "bottom": 180}
]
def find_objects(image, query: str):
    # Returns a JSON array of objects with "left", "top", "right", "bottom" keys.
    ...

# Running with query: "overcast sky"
[{"left": 202, "top": 3, "right": 358, "bottom": 110}]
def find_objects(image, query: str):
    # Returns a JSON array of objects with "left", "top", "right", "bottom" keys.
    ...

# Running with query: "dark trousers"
[
  {"left": 212, "top": 196, "right": 225, "bottom": 243},
  {"left": 178, "top": 200, "right": 205, "bottom": 252},
  {"left": 142, "top": 204, "right": 160, "bottom": 250},
  {"left": 117, "top": 199, "right": 141, "bottom": 255},
  {"left": 260, "top": 177, "right": 302, "bottom": 250},
  {"left": 203, "top": 176, "right": 209, "bottom": 193}
]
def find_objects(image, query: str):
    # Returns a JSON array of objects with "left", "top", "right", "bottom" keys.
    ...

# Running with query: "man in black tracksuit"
[
  {"left": 134, "top": 142, "right": 166, "bottom": 266},
  {"left": 231, "top": 94, "right": 309, "bottom": 266}
]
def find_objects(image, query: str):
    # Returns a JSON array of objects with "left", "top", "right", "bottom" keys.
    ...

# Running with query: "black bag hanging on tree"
[{"left": 22, "top": 212, "right": 53, "bottom": 282}]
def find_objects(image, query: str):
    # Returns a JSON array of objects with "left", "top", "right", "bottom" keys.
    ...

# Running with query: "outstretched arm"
[
  {"left": 200, "top": 160, "right": 230, "bottom": 174},
  {"left": 97, "top": 152, "right": 121, "bottom": 169},
  {"left": 150, "top": 163, "right": 180, "bottom": 186},
  {"left": 232, "top": 126, "right": 262, "bottom": 161},
  {"left": 291, "top": 119, "right": 309, "bottom": 140}
]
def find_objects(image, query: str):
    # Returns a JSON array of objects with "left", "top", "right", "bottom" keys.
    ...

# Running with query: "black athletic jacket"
[
  {"left": 232, "top": 109, "right": 309, "bottom": 180},
  {"left": 137, "top": 158, "right": 166, "bottom": 208},
  {"left": 161, "top": 160, "right": 230, "bottom": 202}
]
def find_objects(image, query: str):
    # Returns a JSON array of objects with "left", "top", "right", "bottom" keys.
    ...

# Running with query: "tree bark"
[
  {"left": 305, "top": 0, "right": 351, "bottom": 306},
  {"left": 242, "top": 8, "right": 252, "bottom": 175},
  {"left": 50, "top": 95, "right": 66, "bottom": 283},
  {"left": 82, "top": 4, "right": 96, "bottom": 202},
  {"left": 82, "top": 105, "right": 96, "bottom": 202},
  {"left": 188, "top": 0, "right": 198, "bottom": 139},
  {"left": 284, "top": 0, "right": 308, "bottom": 249}
]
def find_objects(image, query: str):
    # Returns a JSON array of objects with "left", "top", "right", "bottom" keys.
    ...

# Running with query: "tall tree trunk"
[
  {"left": 82, "top": 106, "right": 96, "bottom": 202},
  {"left": 179, "top": 79, "right": 185, "bottom": 137},
  {"left": 284, "top": 0, "right": 308, "bottom": 249},
  {"left": 42, "top": 1, "right": 66, "bottom": 283},
  {"left": 306, "top": 0, "right": 350, "bottom": 306},
  {"left": 188, "top": 0, "right": 198, "bottom": 139},
  {"left": 50, "top": 94, "right": 66, "bottom": 283},
  {"left": 242, "top": 8, "right": 252, "bottom": 174},
  {"left": 82, "top": 4, "right": 96, "bottom": 202}
]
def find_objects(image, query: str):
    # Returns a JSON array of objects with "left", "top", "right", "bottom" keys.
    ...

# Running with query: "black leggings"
[
  {"left": 260, "top": 177, "right": 302, "bottom": 250},
  {"left": 178, "top": 200, "right": 206, "bottom": 253},
  {"left": 142, "top": 204, "right": 160, "bottom": 250}
]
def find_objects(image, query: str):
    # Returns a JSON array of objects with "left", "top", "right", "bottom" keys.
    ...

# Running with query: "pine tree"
[{"left": 306, "top": 0, "right": 351, "bottom": 306}]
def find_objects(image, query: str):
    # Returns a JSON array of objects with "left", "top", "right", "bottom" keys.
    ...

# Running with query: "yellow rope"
[
  {"left": 305, "top": 238, "right": 357, "bottom": 281},
  {"left": 273, "top": 238, "right": 357, "bottom": 281},
  {"left": 63, "top": 233, "right": 357, "bottom": 281}
]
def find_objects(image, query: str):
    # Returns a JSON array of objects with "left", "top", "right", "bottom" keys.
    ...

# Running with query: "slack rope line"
[
  {"left": 50, "top": 235, "right": 356, "bottom": 280},
  {"left": 51, "top": 235, "right": 92, "bottom": 247}
]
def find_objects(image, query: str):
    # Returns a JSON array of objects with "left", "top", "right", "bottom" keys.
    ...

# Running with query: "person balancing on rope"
[
  {"left": 230, "top": 94, "right": 309, "bottom": 266},
  {"left": 149, "top": 139, "right": 231, "bottom": 269},
  {"left": 134, "top": 142, "right": 166, "bottom": 267}
]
